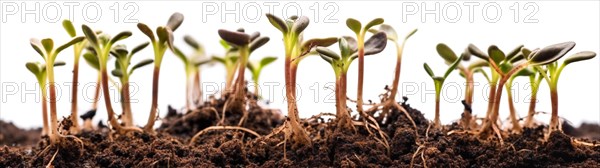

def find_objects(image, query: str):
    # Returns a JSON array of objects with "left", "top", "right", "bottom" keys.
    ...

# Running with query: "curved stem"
[
  {"left": 101, "top": 66, "right": 123, "bottom": 131},
  {"left": 144, "top": 66, "right": 160, "bottom": 133},
  {"left": 92, "top": 73, "right": 101, "bottom": 110},
  {"left": 505, "top": 79, "right": 522, "bottom": 132}
]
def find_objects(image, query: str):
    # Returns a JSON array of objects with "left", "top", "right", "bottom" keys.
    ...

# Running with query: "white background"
[{"left": 1, "top": 1, "right": 599, "bottom": 129}]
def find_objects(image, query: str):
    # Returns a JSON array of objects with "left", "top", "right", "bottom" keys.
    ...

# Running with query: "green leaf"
[
  {"left": 212, "top": 56, "right": 226, "bottom": 64},
  {"left": 218, "top": 29, "right": 250, "bottom": 46},
  {"left": 341, "top": 36, "right": 358, "bottom": 53},
  {"left": 56, "top": 36, "right": 85, "bottom": 53},
  {"left": 111, "top": 45, "right": 128, "bottom": 58},
  {"left": 564, "top": 51, "right": 596, "bottom": 65},
  {"left": 229, "top": 56, "right": 239, "bottom": 63},
  {"left": 488, "top": 45, "right": 505, "bottom": 64},
  {"left": 436, "top": 43, "right": 458, "bottom": 63},
  {"left": 300, "top": 37, "right": 338, "bottom": 55},
  {"left": 316, "top": 46, "right": 340, "bottom": 60},
  {"left": 130, "top": 59, "right": 154, "bottom": 74},
  {"left": 499, "top": 61, "right": 513, "bottom": 74},
  {"left": 41, "top": 38, "right": 54, "bottom": 53},
  {"left": 405, "top": 29, "right": 418, "bottom": 40},
  {"left": 473, "top": 68, "right": 490, "bottom": 82},
  {"left": 81, "top": 24, "right": 99, "bottom": 47},
  {"left": 528, "top": 41, "right": 575, "bottom": 65},
  {"left": 266, "top": 13, "right": 288, "bottom": 34},
  {"left": 468, "top": 59, "right": 489, "bottom": 70},
  {"left": 220, "top": 40, "right": 231, "bottom": 50},
  {"left": 137, "top": 23, "right": 155, "bottom": 42},
  {"left": 291, "top": 16, "right": 309, "bottom": 35},
  {"left": 109, "top": 31, "right": 132, "bottom": 45},
  {"left": 467, "top": 44, "right": 488, "bottom": 60},
  {"left": 514, "top": 67, "right": 534, "bottom": 77},
  {"left": 83, "top": 52, "right": 99, "bottom": 70},
  {"left": 509, "top": 53, "right": 525, "bottom": 63},
  {"left": 521, "top": 47, "right": 532, "bottom": 59},
  {"left": 111, "top": 69, "right": 123, "bottom": 77},
  {"left": 364, "top": 18, "right": 384, "bottom": 32},
  {"left": 319, "top": 54, "right": 333, "bottom": 64},
  {"left": 172, "top": 46, "right": 189, "bottom": 64},
  {"left": 260, "top": 57, "right": 277, "bottom": 67},
  {"left": 184, "top": 35, "right": 200, "bottom": 50},
  {"left": 131, "top": 42, "right": 150, "bottom": 56},
  {"left": 506, "top": 45, "right": 524, "bottom": 61},
  {"left": 166, "top": 12, "right": 184, "bottom": 31},
  {"left": 444, "top": 55, "right": 463, "bottom": 78},
  {"left": 374, "top": 24, "right": 397, "bottom": 41},
  {"left": 460, "top": 48, "right": 471, "bottom": 61},
  {"left": 247, "top": 62, "right": 256, "bottom": 73},
  {"left": 249, "top": 36, "right": 269, "bottom": 52},
  {"left": 346, "top": 18, "right": 361, "bottom": 34},
  {"left": 30, "top": 38, "right": 45, "bottom": 58},
  {"left": 54, "top": 61, "right": 66, "bottom": 67},
  {"left": 194, "top": 59, "right": 212, "bottom": 66},
  {"left": 339, "top": 37, "right": 351, "bottom": 58},
  {"left": 26, "top": 62, "right": 41, "bottom": 75},
  {"left": 62, "top": 20, "right": 76, "bottom": 37},
  {"left": 363, "top": 32, "right": 387, "bottom": 56},
  {"left": 423, "top": 63, "right": 435, "bottom": 78}
]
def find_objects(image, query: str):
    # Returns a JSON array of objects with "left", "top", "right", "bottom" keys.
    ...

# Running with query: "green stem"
[
  {"left": 505, "top": 77, "right": 522, "bottom": 132},
  {"left": 389, "top": 41, "right": 404, "bottom": 102},
  {"left": 356, "top": 35, "right": 365, "bottom": 114},
  {"left": 433, "top": 80, "right": 442, "bottom": 128},
  {"left": 46, "top": 55, "right": 59, "bottom": 143},
  {"left": 145, "top": 43, "right": 166, "bottom": 133}
]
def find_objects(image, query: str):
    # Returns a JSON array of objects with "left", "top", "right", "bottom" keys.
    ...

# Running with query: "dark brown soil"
[{"left": 1, "top": 97, "right": 600, "bottom": 167}]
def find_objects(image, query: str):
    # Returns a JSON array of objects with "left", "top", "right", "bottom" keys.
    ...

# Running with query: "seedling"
[
  {"left": 172, "top": 35, "right": 211, "bottom": 110},
  {"left": 25, "top": 61, "right": 66, "bottom": 136},
  {"left": 62, "top": 20, "right": 87, "bottom": 134},
  {"left": 217, "top": 28, "right": 269, "bottom": 125},
  {"left": 367, "top": 24, "right": 417, "bottom": 119},
  {"left": 534, "top": 47, "right": 596, "bottom": 133},
  {"left": 474, "top": 42, "right": 575, "bottom": 138},
  {"left": 30, "top": 36, "right": 84, "bottom": 144},
  {"left": 423, "top": 48, "right": 462, "bottom": 129},
  {"left": 266, "top": 14, "right": 337, "bottom": 145},
  {"left": 212, "top": 39, "right": 240, "bottom": 91},
  {"left": 317, "top": 33, "right": 387, "bottom": 131},
  {"left": 110, "top": 43, "right": 153, "bottom": 127},
  {"left": 246, "top": 56, "right": 277, "bottom": 98},
  {"left": 137, "top": 12, "right": 184, "bottom": 133},
  {"left": 81, "top": 24, "right": 142, "bottom": 135},
  {"left": 82, "top": 50, "right": 103, "bottom": 110},
  {"left": 524, "top": 66, "right": 545, "bottom": 127}
]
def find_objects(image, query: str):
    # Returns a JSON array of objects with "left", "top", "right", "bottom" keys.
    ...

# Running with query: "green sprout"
[
  {"left": 475, "top": 42, "right": 575, "bottom": 138},
  {"left": 217, "top": 28, "right": 269, "bottom": 126},
  {"left": 423, "top": 50, "right": 462, "bottom": 129},
  {"left": 212, "top": 39, "right": 240, "bottom": 92},
  {"left": 25, "top": 61, "right": 66, "bottom": 136},
  {"left": 535, "top": 47, "right": 596, "bottom": 133},
  {"left": 317, "top": 33, "right": 387, "bottom": 131},
  {"left": 172, "top": 35, "right": 211, "bottom": 110},
  {"left": 367, "top": 24, "right": 417, "bottom": 120},
  {"left": 137, "top": 12, "right": 184, "bottom": 133},
  {"left": 524, "top": 65, "right": 545, "bottom": 127},
  {"left": 82, "top": 49, "right": 103, "bottom": 111},
  {"left": 62, "top": 20, "right": 87, "bottom": 134},
  {"left": 30, "top": 36, "right": 84, "bottom": 144},
  {"left": 246, "top": 56, "right": 277, "bottom": 98},
  {"left": 81, "top": 24, "right": 142, "bottom": 135},
  {"left": 266, "top": 14, "right": 338, "bottom": 145},
  {"left": 110, "top": 43, "right": 153, "bottom": 127},
  {"left": 346, "top": 17, "right": 384, "bottom": 115}
]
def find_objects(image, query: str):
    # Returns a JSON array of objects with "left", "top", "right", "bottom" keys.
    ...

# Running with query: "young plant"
[
  {"left": 81, "top": 24, "right": 142, "bottom": 135},
  {"left": 137, "top": 13, "right": 184, "bottom": 133},
  {"left": 524, "top": 66, "right": 545, "bottom": 127},
  {"left": 25, "top": 61, "right": 66, "bottom": 136},
  {"left": 535, "top": 48, "right": 596, "bottom": 133},
  {"left": 212, "top": 39, "right": 240, "bottom": 91},
  {"left": 30, "top": 36, "right": 84, "bottom": 144},
  {"left": 217, "top": 28, "right": 269, "bottom": 125},
  {"left": 504, "top": 67, "right": 534, "bottom": 132},
  {"left": 346, "top": 18, "right": 384, "bottom": 115},
  {"left": 423, "top": 50, "right": 462, "bottom": 129},
  {"left": 266, "top": 14, "right": 337, "bottom": 145},
  {"left": 172, "top": 35, "right": 211, "bottom": 110},
  {"left": 82, "top": 51, "right": 103, "bottom": 110},
  {"left": 367, "top": 24, "right": 417, "bottom": 119},
  {"left": 317, "top": 33, "right": 387, "bottom": 131},
  {"left": 476, "top": 42, "right": 575, "bottom": 138},
  {"left": 62, "top": 20, "right": 87, "bottom": 134},
  {"left": 110, "top": 43, "right": 153, "bottom": 127},
  {"left": 247, "top": 56, "right": 277, "bottom": 98}
]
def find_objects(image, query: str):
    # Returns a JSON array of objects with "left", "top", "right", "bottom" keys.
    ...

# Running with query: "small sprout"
[
  {"left": 61, "top": 20, "right": 88, "bottom": 134},
  {"left": 211, "top": 39, "right": 240, "bottom": 91},
  {"left": 25, "top": 61, "right": 66, "bottom": 136},
  {"left": 172, "top": 35, "right": 210, "bottom": 110},
  {"left": 81, "top": 24, "right": 142, "bottom": 135},
  {"left": 247, "top": 56, "right": 277, "bottom": 98},
  {"left": 536, "top": 47, "right": 596, "bottom": 134},
  {"left": 137, "top": 12, "right": 184, "bottom": 133},
  {"left": 218, "top": 28, "right": 269, "bottom": 125},
  {"left": 345, "top": 17, "right": 385, "bottom": 114},
  {"left": 524, "top": 65, "right": 545, "bottom": 127},
  {"left": 423, "top": 50, "right": 462, "bottom": 129},
  {"left": 110, "top": 43, "right": 153, "bottom": 127},
  {"left": 30, "top": 35, "right": 83, "bottom": 144}
]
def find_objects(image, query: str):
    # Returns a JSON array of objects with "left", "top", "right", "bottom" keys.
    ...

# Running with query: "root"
[
  {"left": 237, "top": 105, "right": 248, "bottom": 126},
  {"left": 572, "top": 139, "right": 600, "bottom": 147},
  {"left": 45, "top": 148, "right": 59, "bottom": 168},
  {"left": 394, "top": 103, "right": 420, "bottom": 143},
  {"left": 491, "top": 123, "right": 504, "bottom": 145},
  {"left": 410, "top": 145, "right": 424, "bottom": 168},
  {"left": 421, "top": 149, "right": 428, "bottom": 168},
  {"left": 189, "top": 126, "right": 261, "bottom": 145},
  {"left": 218, "top": 100, "right": 230, "bottom": 126},
  {"left": 208, "top": 107, "right": 221, "bottom": 122}
]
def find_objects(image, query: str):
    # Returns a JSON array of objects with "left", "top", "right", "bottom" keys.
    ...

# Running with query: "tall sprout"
[
  {"left": 62, "top": 20, "right": 87, "bottom": 134},
  {"left": 172, "top": 35, "right": 210, "bottom": 110},
  {"left": 423, "top": 51, "right": 462, "bottom": 129},
  {"left": 247, "top": 57, "right": 277, "bottom": 98},
  {"left": 137, "top": 13, "right": 184, "bottom": 133},
  {"left": 266, "top": 14, "right": 337, "bottom": 145},
  {"left": 524, "top": 66, "right": 545, "bottom": 127},
  {"left": 25, "top": 61, "right": 66, "bottom": 136}
]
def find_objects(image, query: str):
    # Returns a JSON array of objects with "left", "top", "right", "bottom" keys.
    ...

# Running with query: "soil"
[{"left": 1, "top": 96, "right": 600, "bottom": 167}]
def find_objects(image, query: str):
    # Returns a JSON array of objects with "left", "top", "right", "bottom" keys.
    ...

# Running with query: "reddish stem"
[{"left": 144, "top": 66, "right": 160, "bottom": 133}]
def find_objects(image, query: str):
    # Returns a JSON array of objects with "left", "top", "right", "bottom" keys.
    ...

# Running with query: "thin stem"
[
  {"left": 337, "top": 72, "right": 354, "bottom": 130},
  {"left": 46, "top": 60, "right": 59, "bottom": 143},
  {"left": 486, "top": 63, "right": 528, "bottom": 135},
  {"left": 122, "top": 78, "right": 133, "bottom": 127},
  {"left": 100, "top": 65, "right": 123, "bottom": 131},
  {"left": 185, "top": 68, "right": 192, "bottom": 110},
  {"left": 40, "top": 79, "right": 49, "bottom": 136},
  {"left": 70, "top": 61, "right": 81, "bottom": 133},
  {"left": 525, "top": 76, "right": 541, "bottom": 127},
  {"left": 505, "top": 78, "right": 522, "bottom": 132},
  {"left": 193, "top": 69, "right": 202, "bottom": 105},
  {"left": 549, "top": 89, "right": 559, "bottom": 131},
  {"left": 433, "top": 81, "right": 442, "bottom": 128},
  {"left": 389, "top": 41, "right": 404, "bottom": 102},
  {"left": 92, "top": 73, "right": 101, "bottom": 110},
  {"left": 356, "top": 36, "right": 365, "bottom": 114},
  {"left": 144, "top": 66, "right": 160, "bottom": 133}
]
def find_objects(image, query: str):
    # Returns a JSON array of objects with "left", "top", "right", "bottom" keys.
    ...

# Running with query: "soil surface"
[{"left": 1, "top": 96, "right": 600, "bottom": 167}]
